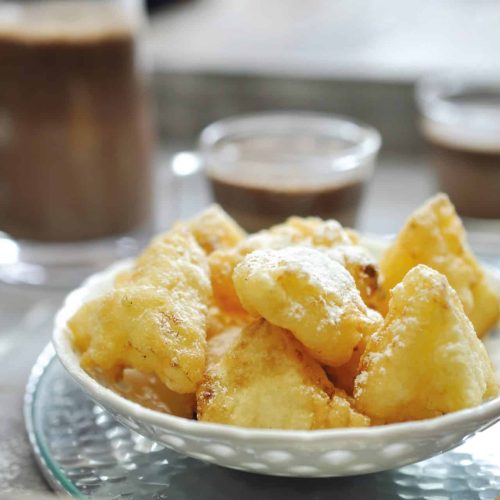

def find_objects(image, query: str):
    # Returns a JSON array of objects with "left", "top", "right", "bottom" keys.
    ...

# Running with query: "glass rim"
[
  {"left": 0, "top": 0, "right": 146, "bottom": 39},
  {"left": 416, "top": 73, "right": 500, "bottom": 150},
  {"left": 416, "top": 73, "right": 500, "bottom": 121},
  {"left": 199, "top": 111, "right": 381, "bottom": 173}
]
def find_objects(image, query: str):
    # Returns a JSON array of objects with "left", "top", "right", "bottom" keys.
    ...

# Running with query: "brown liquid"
[
  {"left": 209, "top": 176, "right": 365, "bottom": 231},
  {"left": 0, "top": 7, "right": 152, "bottom": 242},
  {"left": 429, "top": 141, "right": 500, "bottom": 219}
]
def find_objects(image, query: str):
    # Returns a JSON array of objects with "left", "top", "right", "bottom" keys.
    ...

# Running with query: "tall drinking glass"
[{"left": 0, "top": 0, "right": 153, "bottom": 287}]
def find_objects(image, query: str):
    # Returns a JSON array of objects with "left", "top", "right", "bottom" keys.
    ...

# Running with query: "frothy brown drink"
[{"left": 0, "top": 1, "right": 152, "bottom": 242}]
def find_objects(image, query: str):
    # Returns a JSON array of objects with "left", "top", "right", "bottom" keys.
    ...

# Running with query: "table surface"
[{"left": 0, "top": 152, "right": 440, "bottom": 497}]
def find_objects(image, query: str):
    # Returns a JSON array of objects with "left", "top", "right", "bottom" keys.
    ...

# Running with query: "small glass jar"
[
  {"left": 199, "top": 112, "right": 381, "bottom": 232},
  {"left": 417, "top": 74, "right": 500, "bottom": 220},
  {"left": 0, "top": 0, "right": 153, "bottom": 287}
]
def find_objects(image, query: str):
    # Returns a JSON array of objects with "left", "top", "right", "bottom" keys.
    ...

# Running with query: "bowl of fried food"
[{"left": 53, "top": 194, "right": 500, "bottom": 477}]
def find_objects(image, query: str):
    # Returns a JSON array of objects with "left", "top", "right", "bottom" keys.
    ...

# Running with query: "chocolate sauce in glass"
[
  {"left": 206, "top": 133, "right": 368, "bottom": 231},
  {"left": 209, "top": 176, "right": 364, "bottom": 232}
]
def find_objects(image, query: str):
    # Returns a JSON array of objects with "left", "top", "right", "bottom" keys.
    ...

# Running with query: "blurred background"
[
  {"left": 149, "top": 0, "right": 499, "bottom": 151},
  {"left": 147, "top": 0, "right": 500, "bottom": 233},
  {"left": 3, "top": 0, "right": 500, "bottom": 287},
  {"left": 2, "top": 0, "right": 500, "bottom": 495}
]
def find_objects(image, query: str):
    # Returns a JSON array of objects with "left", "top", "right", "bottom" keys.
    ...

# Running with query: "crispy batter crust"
[
  {"left": 197, "top": 319, "right": 369, "bottom": 429},
  {"left": 70, "top": 224, "right": 211, "bottom": 394},
  {"left": 380, "top": 194, "right": 499, "bottom": 336},
  {"left": 355, "top": 265, "right": 498, "bottom": 423},
  {"left": 233, "top": 246, "right": 382, "bottom": 367},
  {"left": 210, "top": 216, "right": 384, "bottom": 315}
]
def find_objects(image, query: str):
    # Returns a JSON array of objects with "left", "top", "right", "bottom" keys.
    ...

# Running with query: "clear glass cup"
[
  {"left": 199, "top": 111, "right": 381, "bottom": 232},
  {"left": 0, "top": 0, "right": 153, "bottom": 288},
  {"left": 417, "top": 74, "right": 500, "bottom": 222}
]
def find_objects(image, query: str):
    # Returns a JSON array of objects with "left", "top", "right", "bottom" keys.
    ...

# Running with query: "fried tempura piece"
[
  {"left": 269, "top": 216, "right": 359, "bottom": 247},
  {"left": 106, "top": 368, "right": 196, "bottom": 417},
  {"left": 299, "top": 219, "right": 383, "bottom": 311},
  {"left": 197, "top": 319, "right": 369, "bottom": 429},
  {"left": 209, "top": 249, "right": 246, "bottom": 314},
  {"left": 208, "top": 218, "right": 309, "bottom": 314},
  {"left": 233, "top": 247, "right": 383, "bottom": 367},
  {"left": 187, "top": 204, "right": 246, "bottom": 254},
  {"left": 328, "top": 389, "right": 369, "bottom": 429},
  {"left": 287, "top": 219, "right": 376, "bottom": 310},
  {"left": 115, "top": 224, "right": 209, "bottom": 290},
  {"left": 210, "top": 216, "right": 383, "bottom": 314},
  {"left": 205, "top": 325, "right": 241, "bottom": 363},
  {"left": 326, "top": 245, "right": 385, "bottom": 313},
  {"left": 380, "top": 194, "right": 499, "bottom": 336},
  {"left": 206, "top": 303, "right": 251, "bottom": 339},
  {"left": 70, "top": 225, "right": 211, "bottom": 394},
  {"left": 354, "top": 265, "right": 498, "bottom": 424},
  {"left": 325, "top": 340, "right": 365, "bottom": 395}
]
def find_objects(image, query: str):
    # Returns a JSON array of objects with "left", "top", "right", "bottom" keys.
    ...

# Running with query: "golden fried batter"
[
  {"left": 354, "top": 265, "right": 498, "bottom": 424},
  {"left": 115, "top": 224, "right": 209, "bottom": 290},
  {"left": 308, "top": 220, "right": 385, "bottom": 311},
  {"left": 208, "top": 219, "right": 307, "bottom": 314},
  {"left": 326, "top": 245, "right": 385, "bottom": 313},
  {"left": 325, "top": 340, "right": 365, "bottom": 395},
  {"left": 105, "top": 368, "right": 196, "bottom": 417},
  {"left": 187, "top": 204, "right": 246, "bottom": 255},
  {"left": 67, "top": 201, "right": 499, "bottom": 429},
  {"left": 380, "top": 194, "right": 499, "bottom": 336},
  {"left": 197, "top": 319, "right": 369, "bottom": 429},
  {"left": 233, "top": 247, "right": 383, "bottom": 367},
  {"left": 70, "top": 225, "right": 211, "bottom": 394},
  {"left": 209, "top": 249, "right": 250, "bottom": 315},
  {"left": 209, "top": 216, "right": 383, "bottom": 315},
  {"left": 206, "top": 303, "right": 251, "bottom": 339}
]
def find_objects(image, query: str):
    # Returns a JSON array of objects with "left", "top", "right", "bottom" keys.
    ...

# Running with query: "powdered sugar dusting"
[
  {"left": 242, "top": 246, "right": 359, "bottom": 310},
  {"left": 233, "top": 246, "right": 383, "bottom": 367}
]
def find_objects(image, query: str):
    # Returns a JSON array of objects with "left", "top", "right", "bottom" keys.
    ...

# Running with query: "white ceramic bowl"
[{"left": 52, "top": 240, "right": 500, "bottom": 478}]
